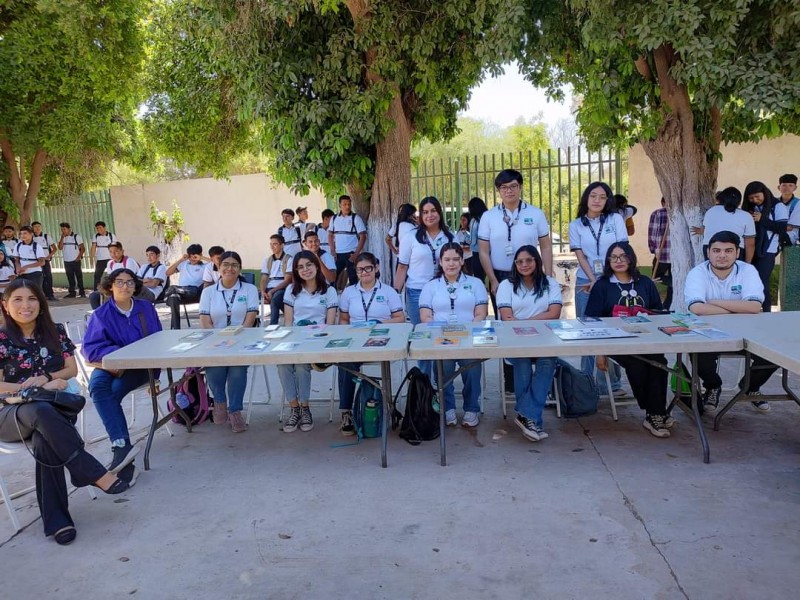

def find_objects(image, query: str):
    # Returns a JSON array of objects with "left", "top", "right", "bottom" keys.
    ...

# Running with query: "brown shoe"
[
  {"left": 213, "top": 403, "right": 228, "bottom": 425},
  {"left": 230, "top": 411, "right": 247, "bottom": 433}
]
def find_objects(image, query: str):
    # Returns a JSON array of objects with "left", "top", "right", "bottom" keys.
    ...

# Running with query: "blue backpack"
[
  {"left": 555, "top": 359, "right": 599, "bottom": 417},
  {"left": 353, "top": 378, "right": 384, "bottom": 439}
]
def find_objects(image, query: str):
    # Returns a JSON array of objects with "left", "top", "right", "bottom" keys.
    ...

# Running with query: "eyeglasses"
[
  {"left": 498, "top": 183, "right": 520, "bottom": 192},
  {"left": 514, "top": 258, "right": 535, "bottom": 266},
  {"left": 356, "top": 266, "right": 375, "bottom": 274},
  {"left": 113, "top": 279, "right": 136, "bottom": 288},
  {"left": 220, "top": 262, "right": 241, "bottom": 270},
  {"left": 608, "top": 254, "right": 630, "bottom": 263},
  {"left": 297, "top": 262, "right": 315, "bottom": 271}
]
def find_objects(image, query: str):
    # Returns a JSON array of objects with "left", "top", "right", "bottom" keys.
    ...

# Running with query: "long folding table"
[{"left": 102, "top": 323, "right": 412, "bottom": 469}]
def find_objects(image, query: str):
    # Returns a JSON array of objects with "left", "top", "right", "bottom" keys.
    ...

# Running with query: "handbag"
[{"left": 2, "top": 386, "right": 86, "bottom": 419}]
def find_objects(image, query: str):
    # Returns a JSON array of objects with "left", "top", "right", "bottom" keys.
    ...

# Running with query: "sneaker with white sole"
[
  {"left": 612, "top": 388, "right": 629, "bottom": 398},
  {"left": 340, "top": 410, "right": 355, "bottom": 436},
  {"left": 299, "top": 406, "right": 314, "bottom": 432},
  {"left": 515, "top": 414, "right": 548, "bottom": 442},
  {"left": 663, "top": 414, "right": 676, "bottom": 429},
  {"left": 643, "top": 414, "right": 671, "bottom": 438},
  {"left": 462, "top": 411, "right": 480, "bottom": 428},
  {"left": 117, "top": 464, "right": 139, "bottom": 488},
  {"left": 109, "top": 443, "right": 140, "bottom": 474},
  {"left": 445, "top": 409, "right": 457, "bottom": 426},
  {"left": 283, "top": 407, "right": 301, "bottom": 432},
  {"left": 749, "top": 391, "right": 770, "bottom": 412},
  {"left": 703, "top": 386, "right": 721, "bottom": 413}
]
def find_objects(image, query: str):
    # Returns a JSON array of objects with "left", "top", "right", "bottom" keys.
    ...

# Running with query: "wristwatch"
[{"left": 44, "top": 372, "right": 53, "bottom": 382}]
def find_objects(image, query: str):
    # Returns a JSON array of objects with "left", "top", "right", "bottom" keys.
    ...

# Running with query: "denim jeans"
[
  {"left": 268, "top": 288, "right": 286, "bottom": 325},
  {"left": 89, "top": 368, "right": 151, "bottom": 444},
  {"left": 508, "top": 357, "right": 556, "bottom": 427},
  {"left": 440, "top": 359, "right": 481, "bottom": 413},
  {"left": 277, "top": 363, "right": 312, "bottom": 403},
  {"left": 406, "top": 287, "right": 432, "bottom": 378},
  {"left": 575, "top": 277, "right": 621, "bottom": 393},
  {"left": 337, "top": 362, "right": 363, "bottom": 410},
  {"left": 205, "top": 365, "right": 249, "bottom": 413}
]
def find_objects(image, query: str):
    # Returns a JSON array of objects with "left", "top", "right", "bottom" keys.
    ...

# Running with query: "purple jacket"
[{"left": 82, "top": 298, "right": 163, "bottom": 364}]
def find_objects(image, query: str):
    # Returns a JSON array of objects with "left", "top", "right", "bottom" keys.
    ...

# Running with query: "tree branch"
[
  {"left": 0, "top": 136, "right": 24, "bottom": 196},
  {"left": 25, "top": 149, "right": 47, "bottom": 211},
  {"left": 634, "top": 55, "right": 653, "bottom": 81}
]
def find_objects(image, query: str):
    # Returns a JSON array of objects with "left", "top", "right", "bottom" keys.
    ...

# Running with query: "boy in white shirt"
[
  {"left": 328, "top": 195, "right": 367, "bottom": 285},
  {"left": 164, "top": 243, "right": 207, "bottom": 329},
  {"left": 58, "top": 222, "right": 86, "bottom": 298},
  {"left": 278, "top": 208, "right": 303, "bottom": 257},
  {"left": 90, "top": 220, "right": 116, "bottom": 291},
  {"left": 138, "top": 245, "right": 168, "bottom": 301},
  {"left": 202, "top": 246, "right": 225, "bottom": 287},
  {"left": 260, "top": 235, "right": 293, "bottom": 325},
  {"left": 31, "top": 221, "right": 57, "bottom": 300},
  {"left": 14, "top": 225, "right": 47, "bottom": 288},
  {"left": 317, "top": 209, "right": 335, "bottom": 253},
  {"left": 302, "top": 230, "right": 336, "bottom": 283}
]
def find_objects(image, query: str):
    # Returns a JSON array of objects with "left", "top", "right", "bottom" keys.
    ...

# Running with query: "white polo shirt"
[
  {"left": 317, "top": 226, "right": 330, "bottom": 251},
  {"left": 138, "top": 262, "right": 168, "bottom": 299},
  {"left": 105, "top": 256, "right": 140, "bottom": 275},
  {"left": 568, "top": 213, "right": 628, "bottom": 280},
  {"left": 202, "top": 263, "right": 221, "bottom": 285},
  {"left": 176, "top": 260, "right": 206, "bottom": 287},
  {"left": 0, "top": 265, "right": 14, "bottom": 290},
  {"left": 316, "top": 250, "right": 337, "bottom": 282},
  {"left": 283, "top": 283, "right": 338, "bottom": 325},
  {"left": 755, "top": 202, "right": 788, "bottom": 254},
  {"left": 419, "top": 274, "right": 488, "bottom": 322},
  {"left": 32, "top": 233, "right": 54, "bottom": 257},
  {"left": 15, "top": 241, "right": 48, "bottom": 273},
  {"left": 199, "top": 280, "right": 260, "bottom": 327},
  {"left": 329, "top": 213, "right": 367, "bottom": 254},
  {"left": 60, "top": 233, "right": 83, "bottom": 262},
  {"left": 684, "top": 261, "right": 764, "bottom": 308},
  {"left": 261, "top": 253, "right": 293, "bottom": 290},
  {"left": 702, "top": 206, "right": 755, "bottom": 246},
  {"left": 397, "top": 229, "right": 451, "bottom": 290},
  {"left": 496, "top": 276, "right": 562, "bottom": 319},
  {"left": 477, "top": 201, "right": 550, "bottom": 272},
  {"left": 387, "top": 221, "right": 416, "bottom": 252},
  {"left": 339, "top": 281, "right": 403, "bottom": 322},
  {"left": 93, "top": 232, "right": 116, "bottom": 260},
  {"left": 788, "top": 207, "right": 800, "bottom": 245},
  {"left": 3, "top": 238, "right": 19, "bottom": 257},
  {"left": 278, "top": 224, "right": 303, "bottom": 257},
  {"left": 298, "top": 221, "right": 316, "bottom": 238}
]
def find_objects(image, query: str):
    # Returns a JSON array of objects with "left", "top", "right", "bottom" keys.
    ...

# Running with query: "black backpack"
[
  {"left": 394, "top": 367, "right": 440, "bottom": 445},
  {"left": 554, "top": 359, "right": 599, "bottom": 417}
]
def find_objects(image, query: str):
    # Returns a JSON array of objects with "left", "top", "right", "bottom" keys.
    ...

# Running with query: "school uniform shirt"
[
  {"left": 105, "top": 256, "right": 141, "bottom": 275},
  {"left": 202, "top": 263, "right": 221, "bottom": 285},
  {"left": 477, "top": 201, "right": 550, "bottom": 272},
  {"left": 3, "top": 238, "right": 19, "bottom": 258},
  {"left": 419, "top": 274, "right": 489, "bottom": 322},
  {"left": 496, "top": 276, "right": 562, "bottom": 320},
  {"left": 317, "top": 226, "right": 330, "bottom": 251},
  {"left": 684, "top": 260, "right": 764, "bottom": 308},
  {"left": 701, "top": 206, "right": 755, "bottom": 247},
  {"left": 278, "top": 224, "right": 303, "bottom": 257},
  {"left": 568, "top": 213, "right": 628, "bottom": 280},
  {"left": 260, "top": 253, "right": 293, "bottom": 291},
  {"left": 283, "top": 283, "right": 338, "bottom": 326},
  {"left": 297, "top": 221, "right": 316, "bottom": 238},
  {"left": 788, "top": 207, "right": 800, "bottom": 245},
  {"left": 339, "top": 281, "right": 403, "bottom": 322},
  {"left": 329, "top": 213, "right": 367, "bottom": 254},
  {"left": 138, "top": 262, "right": 168, "bottom": 299},
  {"left": 455, "top": 230, "right": 473, "bottom": 260},
  {"left": 15, "top": 241, "right": 48, "bottom": 273},
  {"left": 61, "top": 232, "right": 83, "bottom": 262},
  {"left": 584, "top": 275, "right": 663, "bottom": 318},
  {"left": 397, "top": 229, "right": 451, "bottom": 290},
  {"left": 754, "top": 202, "right": 788, "bottom": 255},
  {"left": 387, "top": 221, "right": 416, "bottom": 252},
  {"left": 316, "top": 250, "right": 337, "bottom": 282},
  {"left": 32, "top": 233, "right": 54, "bottom": 258},
  {"left": 0, "top": 264, "right": 15, "bottom": 291},
  {"left": 199, "top": 280, "right": 260, "bottom": 327},
  {"left": 176, "top": 260, "right": 206, "bottom": 287},
  {"left": 93, "top": 232, "right": 116, "bottom": 260}
]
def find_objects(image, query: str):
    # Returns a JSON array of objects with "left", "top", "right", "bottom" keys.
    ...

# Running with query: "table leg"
[
  {"left": 437, "top": 359, "right": 447, "bottom": 467},
  {"left": 144, "top": 368, "right": 159, "bottom": 471},
  {"left": 690, "top": 353, "right": 710, "bottom": 464},
  {"left": 380, "top": 361, "right": 392, "bottom": 468},
  {"left": 782, "top": 369, "right": 800, "bottom": 406}
]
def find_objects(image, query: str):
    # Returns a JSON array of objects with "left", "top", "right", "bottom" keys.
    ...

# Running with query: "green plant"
[{"left": 149, "top": 200, "right": 188, "bottom": 245}]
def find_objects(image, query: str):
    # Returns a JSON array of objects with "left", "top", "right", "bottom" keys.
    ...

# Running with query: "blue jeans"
[
  {"left": 89, "top": 368, "right": 151, "bottom": 444},
  {"left": 575, "top": 277, "right": 621, "bottom": 393},
  {"left": 205, "top": 365, "right": 249, "bottom": 413},
  {"left": 277, "top": 363, "right": 312, "bottom": 403},
  {"left": 440, "top": 359, "right": 481, "bottom": 413},
  {"left": 406, "top": 287, "right": 432, "bottom": 378},
  {"left": 508, "top": 357, "right": 556, "bottom": 427},
  {"left": 337, "top": 362, "right": 363, "bottom": 411}
]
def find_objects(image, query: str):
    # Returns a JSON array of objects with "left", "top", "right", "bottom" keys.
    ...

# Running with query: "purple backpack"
[{"left": 168, "top": 368, "right": 211, "bottom": 426}]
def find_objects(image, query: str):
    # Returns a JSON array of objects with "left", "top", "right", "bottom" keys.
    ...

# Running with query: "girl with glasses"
[
  {"left": 198, "top": 251, "right": 259, "bottom": 433},
  {"left": 82, "top": 269, "right": 162, "bottom": 485}
]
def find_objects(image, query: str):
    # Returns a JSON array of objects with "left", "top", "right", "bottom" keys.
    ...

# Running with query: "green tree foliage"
[
  {"left": 516, "top": 0, "right": 800, "bottom": 308},
  {"left": 0, "top": 0, "right": 147, "bottom": 223}
]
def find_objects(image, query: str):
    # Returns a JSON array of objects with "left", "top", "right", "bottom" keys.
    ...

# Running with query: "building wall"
[
  {"left": 109, "top": 174, "right": 328, "bottom": 270},
  {"left": 626, "top": 134, "right": 800, "bottom": 262}
]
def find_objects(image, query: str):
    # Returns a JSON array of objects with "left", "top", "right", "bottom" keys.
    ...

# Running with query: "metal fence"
[
  {"left": 410, "top": 147, "right": 627, "bottom": 252},
  {"left": 32, "top": 189, "right": 116, "bottom": 270}
]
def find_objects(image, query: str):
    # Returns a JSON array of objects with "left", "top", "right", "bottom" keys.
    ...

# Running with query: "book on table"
[
  {"left": 552, "top": 327, "right": 637, "bottom": 341},
  {"left": 512, "top": 326, "right": 539, "bottom": 336},
  {"left": 472, "top": 334, "right": 498, "bottom": 346},
  {"left": 263, "top": 329, "right": 291, "bottom": 339}
]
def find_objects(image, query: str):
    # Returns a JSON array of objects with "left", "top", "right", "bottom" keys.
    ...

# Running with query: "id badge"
[
  {"left": 505, "top": 244, "right": 513, "bottom": 256},
  {"left": 447, "top": 313, "right": 459, "bottom": 325},
  {"left": 592, "top": 259, "right": 603, "bottom": 275}
]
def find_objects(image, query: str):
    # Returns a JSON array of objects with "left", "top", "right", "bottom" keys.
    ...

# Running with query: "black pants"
[
  {"left": 489, "top": 269, "right": 511, "bottom": 317},
  {"left": 64, "top": 260, "right": 85, "bottom": 295},
  {"left": 41, "top": 260, "right": 54, "bottom": 298},
  {"left": 0, "top": 402, "right": 106, "bottom": 536},
  {"left": 165, "top": 285, "right": 202, "bottom": 329},
  {"left": 335, "top": 253, "right": 357, "bottom": 286},
  {"left": 611, "top": 354, "right": 668, "bottom": 416},
  {"left": 93, "top": 259, "right": 109, "bottom": 290},
  {"left": 470, "top": 254, "right": 486, "bottom": 283},
  {"left": 652, "top": 261, "right": 673, "bottom": 310},
  {"left": 752, "top": 252, "right": 777, "bottom": 312},
  {"left": 696, "top": 353, "right": 778, "bottom": 392},
  {"left": 19, "top": 271, "right": 43, "bottom": 289}
]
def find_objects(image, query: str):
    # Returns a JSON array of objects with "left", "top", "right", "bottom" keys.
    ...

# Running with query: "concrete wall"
[
  {"left": 109, "top": 174, "right": 328, "bottom": 270},
  {"left": 626, "top": 134, "right": 800, "bottom": 262}
]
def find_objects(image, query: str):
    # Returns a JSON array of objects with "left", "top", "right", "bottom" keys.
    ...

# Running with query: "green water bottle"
[{"left": 363, "top": 399, "right": 380, "bottom": 438}]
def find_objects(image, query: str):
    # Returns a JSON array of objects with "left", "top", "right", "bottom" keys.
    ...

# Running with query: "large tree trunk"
[{"left": 0, "top": 138, "right": 46, "bottom": 225}]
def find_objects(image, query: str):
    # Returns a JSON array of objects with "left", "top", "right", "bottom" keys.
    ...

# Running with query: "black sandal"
[
  {"left": 94, "top": 477, "right": 130, "bottom": 495},
  {"left": 54, "top": 526, "right": 76, "bottom": 545}
]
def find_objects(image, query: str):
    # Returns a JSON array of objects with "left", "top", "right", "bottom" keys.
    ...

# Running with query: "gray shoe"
[
  {"left": 283, "top": 407, "right": 301, "bottom": 432},
  {"left": 749, "top": 391, "right": 770, "bottom": 412},
  {"left": 299, "top": 406, "right": 314, "bottom": 432}
]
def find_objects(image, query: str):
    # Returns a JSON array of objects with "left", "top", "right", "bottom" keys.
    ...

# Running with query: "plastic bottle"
[
  {"left": 175, "top": 391, "right": 191, "bottom": 410},
  {"left": 363, "top": 399, "right": 380, "bottom": 438}
]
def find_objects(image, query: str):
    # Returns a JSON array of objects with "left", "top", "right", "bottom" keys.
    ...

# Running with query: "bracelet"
[{"left": 44, "top": 372, "right": 53, "bottom": 382}]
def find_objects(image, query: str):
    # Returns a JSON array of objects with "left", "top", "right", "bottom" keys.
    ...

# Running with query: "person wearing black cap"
[{"left": 777, "top": 174, "right": 798, "bottom": 221}]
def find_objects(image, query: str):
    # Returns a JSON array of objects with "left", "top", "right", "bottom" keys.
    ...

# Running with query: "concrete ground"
[{"left": 1, "top": 300, "right": 799, "bottom": 599}]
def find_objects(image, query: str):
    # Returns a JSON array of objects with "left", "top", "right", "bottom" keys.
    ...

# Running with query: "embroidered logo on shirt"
[
  {"left": 523, "top": 217, "right": 534, "bottom": 225},
  {"left": 730, "top": 285, "right": 742, "bottom": 294}
]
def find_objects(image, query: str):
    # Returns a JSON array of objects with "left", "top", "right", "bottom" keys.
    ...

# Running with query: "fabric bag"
[
  {"left": 394, "top": 367, "right": 440, "bottom": 445},
  {"left": 1, "top": 386, "right": 86, "bottom": 419},
  {"left": 353, "top": 378, "right": 384, "bottom": 439},
  {"left": 168, "top": 367, "right": 211, "bottom": 427},
  {"left": 554, "top": 359, "right": 598, "bottom": 417}
]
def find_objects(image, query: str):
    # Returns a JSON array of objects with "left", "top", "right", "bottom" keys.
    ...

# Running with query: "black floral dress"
[{"left": 0, "top": 323, "right": 75, "bottom": 385}]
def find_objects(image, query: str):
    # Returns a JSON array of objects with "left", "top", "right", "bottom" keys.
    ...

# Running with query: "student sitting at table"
[
  {"left": 684, "top": 230, "right": 776, "bottom": 412},
  {"left": 199, "top": 251, "right": 259, "bottom": 433},
  {"left": 336, "top": 252, "right": 405, "bottom": 436},
  {"left": 585, "top": 242, "right": 673, "bottom": 438},
  {"left": 496, "top": 245, "right": 562, "bottom": 442},
  {"left": 278, "top": 251, "right": 338, "bottom": 433},
  {"left": 82, "top": 269, "right": 163, "bottom": 485},
  {"left": 419, "top": 242, "right": 488, "bottom": 428}
]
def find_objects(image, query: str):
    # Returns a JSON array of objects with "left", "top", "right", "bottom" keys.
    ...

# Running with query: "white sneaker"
[
  {"left": 462, "top": 411, "right": 480, "bottom": 428},
  {"left": 445, "top": 409, "right": 457, "bottom": 426},
  {"left": 612, "top": 388, "right": 629, "bottom": 398}
]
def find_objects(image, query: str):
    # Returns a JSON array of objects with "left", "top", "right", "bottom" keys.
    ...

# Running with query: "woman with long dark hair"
[
  {"left": 585, "top": 242, "right": 671, "bottom": 438},
  {"left": 277, "top": 250, "right": 338, "bottom": 433},
  {"left": 496, "top": 246, "right": 561, "bottom": 442},
  {"left": 742, "top": 181, "right": 788, "bottom": 312},
  {"left": 468, "top": 197, "right": 488, "bottom": 281},
  {"left": 385, "top": 203, "right": 417, "bottom": 257},
  {"left": 0, "top": 280, "right": 130, "bottom": 545}
]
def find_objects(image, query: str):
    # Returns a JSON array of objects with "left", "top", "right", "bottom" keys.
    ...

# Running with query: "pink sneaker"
[
  {"left": 213, "top": 403, "right": 228, "bottom": 425},
  {"left": 230, "top": 411, "right": 247, "bottom": 433}
]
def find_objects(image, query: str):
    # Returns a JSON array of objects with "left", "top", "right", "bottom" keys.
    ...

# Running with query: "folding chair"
[
  {"left": 277, "top": 367, "right": 337, "bottom": 423},
  {"left": 499, "top": 359, "right": 561, "bottom": 419},
  {"left": 244, "top": 365, "right": 274, "bottom": 426},
  {"left": 596, "top": 359, "right": 638, "bottom": 421}
]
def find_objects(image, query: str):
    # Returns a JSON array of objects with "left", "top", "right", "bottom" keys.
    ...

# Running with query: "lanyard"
[
  {"left": 360, "top": 284, "right": 379, "bottom": 321},
  {"left": 424, "top": 232, "right": 440, "bottom": 266},
  {"left": 501, "top": 201, "right": 525, "bottom": 242},
  {"left": 218, "top": 282, "right": 240, "bottom": 326},
  {"left": 443, "top": 275, "right": 462, "bottom": 312},
  {"left": 586, "top": 215, "right": 607, "bottom": 256}
]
